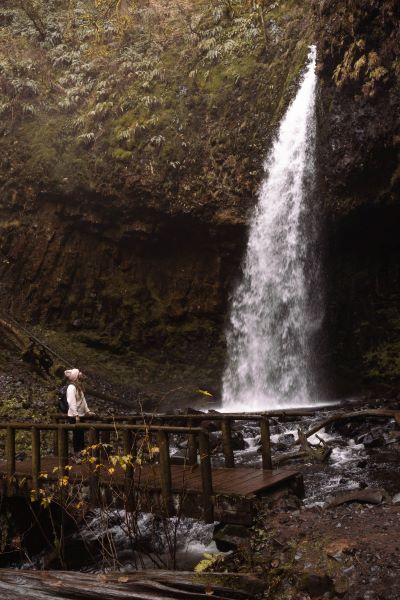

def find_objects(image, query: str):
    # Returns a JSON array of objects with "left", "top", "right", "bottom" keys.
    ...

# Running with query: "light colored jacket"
[{"left": 67, "top": 384, "right": 90, "bottom": 417}]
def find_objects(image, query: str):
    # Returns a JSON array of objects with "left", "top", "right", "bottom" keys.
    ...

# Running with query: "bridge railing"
[
  {"left": 52, "top": 412, "right": 274, "bottom": 470},
  {"left": 0, "top": 422, "right": 214, "bottom": 522}
]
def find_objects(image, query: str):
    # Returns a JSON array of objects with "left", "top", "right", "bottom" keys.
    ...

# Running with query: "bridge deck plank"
[{"left": 0, "top": 458, "right": 298, "bottom": 497}]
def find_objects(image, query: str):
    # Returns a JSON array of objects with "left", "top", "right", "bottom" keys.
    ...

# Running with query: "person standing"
[{"left": 64, "top": 368, "right": 95, "bottom": 458}]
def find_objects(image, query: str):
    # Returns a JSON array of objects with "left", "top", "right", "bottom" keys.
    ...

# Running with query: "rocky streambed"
[{"left": 1, "top": 358, "right": 400, "bottom": 598}]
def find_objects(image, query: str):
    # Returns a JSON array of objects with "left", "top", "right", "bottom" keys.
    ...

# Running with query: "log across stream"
[{"left": 0, "top": 569, "right": 264, "bottom": 600}]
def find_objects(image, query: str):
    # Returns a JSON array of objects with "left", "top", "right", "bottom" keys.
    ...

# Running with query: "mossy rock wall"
[
  {"left": 0, "top": 1, "right": 314, "bottom": 395},
  {"left": 316, "top": 0, "right": 400, "bottom": 394}
]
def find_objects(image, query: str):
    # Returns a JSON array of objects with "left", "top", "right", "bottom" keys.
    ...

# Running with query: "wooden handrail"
[
  {"left": 51, "top": 408, "right": 328, "bottom": 421},
  {"left": 0, "top": 423, "right": 204, "bottom": 432},
  {"left": 0, "top": 421, "right": 214, "bottom": 520}
]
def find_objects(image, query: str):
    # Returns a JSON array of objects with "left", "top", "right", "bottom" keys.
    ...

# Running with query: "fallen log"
[
  {"left": 0, "top": 319, "right": 26, "bottom": 348},
  {"left": 273, "top": 450, "right": 308, "bottom": 465},
  {"left": 297, "top": 429, "right": 332, "bottom": 462},
  {"left": 325, "top": 488, "right": 389, "bottom": 508},
  {"left": 297, "top": 409, "right": 400, "bottom": 445},
  {"left": 0, "top": 569, "right": 264, "bottom": 600},
  {"left": 1, "top": 313, "right": 130, "bottom": 408}
]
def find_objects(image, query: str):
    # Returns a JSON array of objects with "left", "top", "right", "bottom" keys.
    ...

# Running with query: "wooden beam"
[
  {"left": 123, "top": 429, "right": 134, "bottom": 511},
  {"left": 260, "top": 417, "right": 272, "bottom": 470},
  {"left": 31, "top": 426, "right": 41, "bottom": 499},
  {"left": 187, "top": 418, "right": 198, "bottom": 466},
  {"left": 57, "top": 427, "right": 69, "bottom": 473},
  {"left": 198, "top": 430, "right": 214, "bottom": 523},
  {"left": 88, "top": 427, "right": 100, "bottom": 505},
  {"left": 221, "top": 418, "right": 234, "bottom": 468},
  {"left": 157, "top": 430, "right": 173, "bottom": 515},
  {"left": 6, "top": 426, "right": 15, "bottom": 495}
]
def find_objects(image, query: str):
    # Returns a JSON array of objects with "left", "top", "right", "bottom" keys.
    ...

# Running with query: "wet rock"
[
  {"left": 356, "top": 429, "right": 385, "bottom": 448},
  {"left": 231, "top": 430, "right": 247, "bottom": 450},
  {"left": 329, "top": 420, "right": 365, "bottom": 437},
  {"left": 200, "top": 420, "right": 220, "bottom": 432},
  {"left": 213, "top": 523, "right": 250, "bottom": 552},
  {"left": 276, "top": 433, "right": 295, "bottom": 449},
  {"left": 334, "top": 575, "right": 349, "bottom": 596},
  {"left": 170, "top": 449, "right": 189, "bottom": 465},
  {"left": 299, "top": 573, "right": 334, "bottom": 598},
  {"left": 325, "top": 539, "right": 356, "bottom": 560},
  {"left": 208, "top": 430, "right": 247, "bottom": 452},
  {"left": 209, "top": 431, "right": 223, "bottom": 450}
]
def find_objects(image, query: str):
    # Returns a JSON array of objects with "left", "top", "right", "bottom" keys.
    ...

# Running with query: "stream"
[{"left": 7, "top": 401, "right": 398, "bottom": 574}]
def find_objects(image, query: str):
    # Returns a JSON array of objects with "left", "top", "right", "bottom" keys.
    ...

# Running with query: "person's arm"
[
  {"left": 82, "top": 395, "right": 95, "bottom": 416},
  {"left": 67, "top": 385, "right": 79, "bottom": 419}
]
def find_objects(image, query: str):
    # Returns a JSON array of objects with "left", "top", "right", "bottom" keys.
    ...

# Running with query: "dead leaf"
[
  {"left": 271, "top": 559, "right": 280, "bottom": 568},
  {"left": 118, "top": 576, "right": 129, "bottom": 583}
]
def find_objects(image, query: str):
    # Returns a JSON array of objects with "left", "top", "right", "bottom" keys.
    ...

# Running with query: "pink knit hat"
[{"left": 64, "top": 368, "right": 81, "bottom": 382}]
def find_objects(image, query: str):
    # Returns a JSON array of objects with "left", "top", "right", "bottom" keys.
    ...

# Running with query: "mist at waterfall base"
[{"left": 222, "top": 46, "right": 324, "bottom": 412}]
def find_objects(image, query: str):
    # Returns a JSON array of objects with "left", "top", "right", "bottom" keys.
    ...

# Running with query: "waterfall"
[{"left": 222, "top": 46, "right": 320, "bottom": 411}]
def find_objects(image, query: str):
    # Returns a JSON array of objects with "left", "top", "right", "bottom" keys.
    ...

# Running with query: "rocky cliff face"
[
  {"left": 0, "top": 1, "right": 313, "bottom": 397},
  {"left": 316, "top": 0, "right": 400, "bottom": 393},
  {"left": 0, "top": 0, "right": 398, "bottom": 399}
]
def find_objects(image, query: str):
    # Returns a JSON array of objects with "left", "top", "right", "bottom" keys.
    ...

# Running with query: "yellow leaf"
[
  {"left": 39, "top": 472, "right": 48, "bottom": 479},
  {"left": 197, "top": 389, "right": 213, "bottom": 397},
  {"left": 108, "top": 467, "right": 115, "bottom": 475},
  {"left": 41, "top": 496, "right": 52, "bottom": 508},
  {"left": 64, "top": 465, "right": 73, "bottom": 471}
]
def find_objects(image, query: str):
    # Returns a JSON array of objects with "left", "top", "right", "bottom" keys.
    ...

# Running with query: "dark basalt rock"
[{"left": 213, "top": 523, "right": 250, "bottom": 552}]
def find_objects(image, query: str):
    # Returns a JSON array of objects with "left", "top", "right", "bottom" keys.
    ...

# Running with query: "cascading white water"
[{"left": 222, "top": 46, "right": 321, "bottom": 411}]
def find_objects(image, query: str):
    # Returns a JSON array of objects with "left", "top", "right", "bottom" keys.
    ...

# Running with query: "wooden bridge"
[{"left": 0, "top": 412, "right": 304, "bottom": 524}]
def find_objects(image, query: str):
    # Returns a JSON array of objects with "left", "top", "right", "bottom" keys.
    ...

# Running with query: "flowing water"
[{"left": 222, "top": 46, "right": 321, "bottom": 412}]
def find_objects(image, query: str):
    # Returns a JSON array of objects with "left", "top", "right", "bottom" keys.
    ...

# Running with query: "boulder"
[
  {"left": 213, "top": 523, "right": 251, "bottom": 552},
  {"left": 299, "top": 573, "right": 334, "bottom": 598}
]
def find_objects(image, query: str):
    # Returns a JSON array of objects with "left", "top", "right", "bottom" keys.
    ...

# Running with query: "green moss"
[
  {"left": 112, "top": 148, "right": 132, "bottom": 161},
  {"left": 0, "top": 0, "right": 315, "bottom": 204}
]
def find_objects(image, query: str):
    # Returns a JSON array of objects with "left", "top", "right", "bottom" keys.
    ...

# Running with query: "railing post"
[
  {"left": 260, "top": 416, "right": 273, "bottom": 470},
  {"left": 221, "top": 418, "right": 234, "bottom": 468},
  {"left": 31, "top": 426, "right": 41, "bottom": 499},
  {"left": 123, "top": 429, "right": 134, "bottom": 511},
  {"left": 58, "top": 426, "right": 68, "bottom": 472},
  {"left": 89, "top": 427, "right": 100, "bottom": 505},
  {"left": 198, "top": 430, "right": 214, "bottom": 523},
  {"left": 6, "top": 426, "right": 16, "bottom": 495},
  {"left": 187, "top": 418, "right": 198, "bottom": 466},
  {"left": 52, "top": 417, "right": 59, "bottom": 456},
  {"left": 157, "top": 430, "right": 173, "bottom": 516}
]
